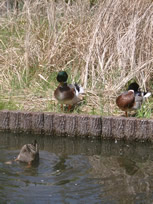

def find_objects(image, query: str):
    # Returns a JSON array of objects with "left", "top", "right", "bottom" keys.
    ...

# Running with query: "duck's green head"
[
  {"left": 128, "top": 82, "right": 139, "bottom": 92},
  {"left": 57, "top": 71, "right": 68, "bottom": 83}
]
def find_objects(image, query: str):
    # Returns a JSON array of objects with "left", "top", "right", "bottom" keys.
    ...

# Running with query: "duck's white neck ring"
[{"left": 128, "top": 90, "right": 134, "bottom": 93}]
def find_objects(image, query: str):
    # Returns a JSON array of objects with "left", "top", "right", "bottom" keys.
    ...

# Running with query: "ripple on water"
[{"left": 0, "top": 133, "right": 153, "bottom": 204}]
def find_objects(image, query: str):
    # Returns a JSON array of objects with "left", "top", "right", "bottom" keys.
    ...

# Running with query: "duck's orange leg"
[
  {"left": 26, "top": 162, "right": 32, "bottom": 168},
  {"left": 61, "top": 104, "right": 64, "bottom": 111},
  {"left": 125, "top": 111, "right": 128, "bottom": 117},
  {"left": 68, "top": 105, "right": 72, "bottom": 111}
]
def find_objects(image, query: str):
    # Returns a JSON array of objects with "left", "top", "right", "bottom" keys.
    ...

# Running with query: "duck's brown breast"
[
  {"left": 116, "top": 91, "right": 135, "bottom": 111},
  {"left": 54, "top": 86, "right": 75, "bottom": 101}
]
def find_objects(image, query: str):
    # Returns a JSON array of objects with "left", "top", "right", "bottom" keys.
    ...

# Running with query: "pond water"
[{"left": 0, "top": 133, "right": 153, "bottom": 204}]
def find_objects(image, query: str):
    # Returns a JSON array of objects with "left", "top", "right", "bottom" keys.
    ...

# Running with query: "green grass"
[
  {"left": 0, "top": 0, "right": 152, "bottom": 119},
  {"left": 136, "top": 102, "right": 152, "bottom": 118},
  {"left": 0, "top": 99, "right": 18, "bottom": 110}
]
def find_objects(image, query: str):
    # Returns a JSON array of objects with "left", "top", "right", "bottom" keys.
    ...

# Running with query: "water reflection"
[
  {"left": 0, "top": 132, "right": 153, "bottom": 203},
  {"left": 117, "top": 157, "right": 139, "bottom": 175}
]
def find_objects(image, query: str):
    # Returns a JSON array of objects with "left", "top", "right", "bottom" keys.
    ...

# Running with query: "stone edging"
[{"left": 0, "top": 110, "right": 152, "bottom": 140}]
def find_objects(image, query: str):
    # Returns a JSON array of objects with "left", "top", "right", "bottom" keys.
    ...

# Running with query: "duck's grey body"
[{"left": 16, "top": 140, "right": 39, "bottom": 164}]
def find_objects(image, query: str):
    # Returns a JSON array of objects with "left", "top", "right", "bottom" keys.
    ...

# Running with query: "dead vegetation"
[{"left": 0, "top": 0, "right": 152, "bottom": 116}]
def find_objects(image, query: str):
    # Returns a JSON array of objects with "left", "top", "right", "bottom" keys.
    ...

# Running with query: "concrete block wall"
[{"left": 0, "top": 110, "right": 152, "bottom": 140}]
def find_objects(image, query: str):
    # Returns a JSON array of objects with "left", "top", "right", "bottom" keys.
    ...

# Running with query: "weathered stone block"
[
  {"left": 20, "top": 112, "right": 33, "bottom": 133},
  {"left": 88, "top": 115, "right": 102, "bottom": 137},
  {"left": 9, "top": 111, "right": 22, "bottom": 133},
  {"left": 123, "top": 117, "right": 136, "bottom": 140},
  {"left": 32, "top": 112, "right": 44, "bottom": 134},
  {"left": 53, "top": 113, "right": 66, "bottom": 136},
  {"left": 77, "top": 115, "right": 90, "bottom": 137},
  {"left": 65, "top": 114, "right": 78, "bottom": 137},
  {"left": 102, "top": 116, "right": 127, "bottom": 139},
  {"left": 0, "top": 110, "right": 10, "bottom": 131},
  {"left": 147, "top": 120, "right": 153, "bottom": 140},
  {"left": 134, "top": 119, "right": 153, "bottom": 140},
  {"left": 44, "top": 112, "right": 54, "bottom": 135},
  {"left": 111, "top": 117, "right": 125, "bottom": 139},
  {"left": 102, "top": 117, "right": 112, "bottom": 138}
]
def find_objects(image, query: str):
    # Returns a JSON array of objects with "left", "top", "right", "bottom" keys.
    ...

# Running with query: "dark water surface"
[{"left": 0, "top": 133, "right": 153, "bottom": 204}]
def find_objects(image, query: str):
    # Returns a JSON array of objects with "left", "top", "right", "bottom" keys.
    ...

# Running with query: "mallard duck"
[
  {"left": 116, "top": 82, "right": 151, "bottom": 117},
  {"left": 54, "top": 71, "right": 84, "bottom": 111},
  {"left": 15, "top": 140, "right": 39, "bottom": 166}
]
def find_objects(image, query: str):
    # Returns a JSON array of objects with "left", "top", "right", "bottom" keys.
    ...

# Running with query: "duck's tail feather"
[
  {"left": 74, "top": 83, "right": 84, "bottom": 96},
  {"left": 143, "top": 92, "right": 151, "bottom": 98},
  {"left": 32, "top": 140, "right": 38, "bottom": 152},
  {"left": 32, "top": 140, "right": 37, "bottom": 147}
]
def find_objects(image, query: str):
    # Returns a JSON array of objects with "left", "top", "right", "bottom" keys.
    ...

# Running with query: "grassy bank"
[{"left": 0, "top": 0, "right": 152, "bottom": 118}]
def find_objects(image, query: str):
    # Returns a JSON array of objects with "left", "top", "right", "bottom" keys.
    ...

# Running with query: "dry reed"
[{"left": 0, "top": 0, "right": 152, "bottom": 115}]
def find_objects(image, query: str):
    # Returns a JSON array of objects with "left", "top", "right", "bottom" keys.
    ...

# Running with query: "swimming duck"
[
  {"left": 54, "top": 71, "right": 84, "bottom": 111},
  {"left": 15, "top": 140, "right": 39, "bottom": 166},
  {"left": 116, "top": 82, "right": 151, "bottom": 117}
]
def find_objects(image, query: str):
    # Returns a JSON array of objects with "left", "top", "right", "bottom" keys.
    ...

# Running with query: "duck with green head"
[
  {"left": 116, "top": 82, "right": 151, "bottom": 117},
  {"left": 54, "top": 71, "right": 84, "bottom": 111}
]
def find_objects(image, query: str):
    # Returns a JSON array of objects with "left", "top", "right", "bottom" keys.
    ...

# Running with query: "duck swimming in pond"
[
  {"left": 116, "top": 82, "right": 151, "bottom": 117},
  {"left": 15, "top": 140, "right": 39, "bottom": 166},
  {"left": 54, "top": 71, "right": 84, "bottom": 111}
]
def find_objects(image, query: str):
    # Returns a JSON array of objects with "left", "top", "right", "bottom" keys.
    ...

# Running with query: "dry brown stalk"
[{"left": 0, "top": 0, "right": 152, "bottom": 115}]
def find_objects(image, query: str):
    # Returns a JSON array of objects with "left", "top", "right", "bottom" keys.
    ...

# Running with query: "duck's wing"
[
  {"left": 74, "top": 83, "right": 84, "bottom": 94},
  {"left": 116, "top": 91, "right": 135, "bottom": 110},
  {"left": 133, "top": 91, "right": 151, "bottom": 110},
  {"left": 68, "top": 84, "right": 78, "bottom": 95},
  {"left": 132, "top": 93, "right": 143, "bottom": 110},
  {"left": 143, "top": 92, "right": 151, "bottom": 98},
  {"left": 68, "top": 83, "right": 84, "bottom": 96}
]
